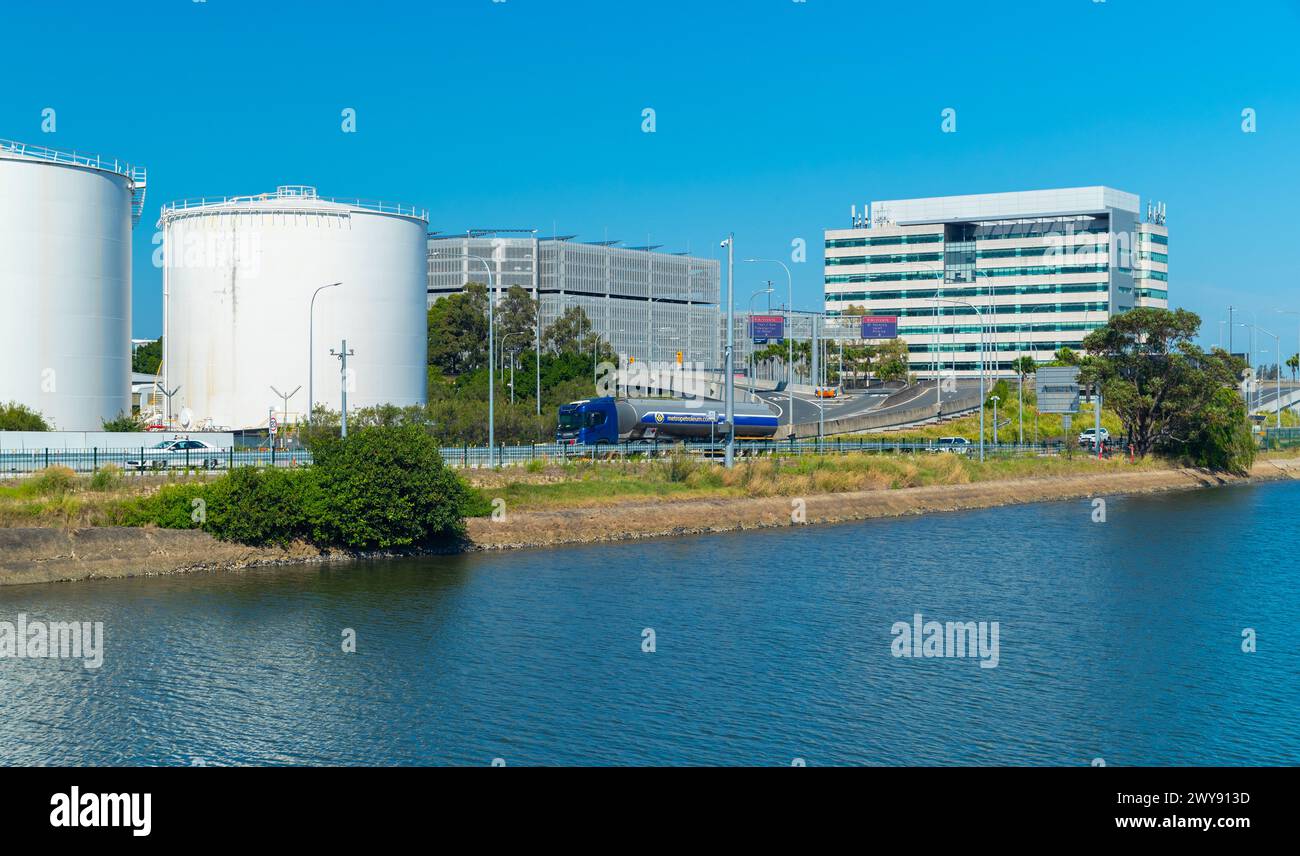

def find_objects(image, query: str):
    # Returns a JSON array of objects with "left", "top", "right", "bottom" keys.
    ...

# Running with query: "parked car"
[
  {"left": 126, "top": 439, "right": 224, "bottom": 470},
  {"left": 931, "top": 436, "right": 973, "bottom": 455},
  {"left": 1077, "top": 427, "right": 1111, "bottom": 448}
]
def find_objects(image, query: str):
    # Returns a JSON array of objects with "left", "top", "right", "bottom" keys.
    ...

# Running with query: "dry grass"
[
  {"left": 476, "top": 449, "right": 1170, "bottom": 512},
  {"left": 0, "top": 469, "right": 215, "bottom": 528}
]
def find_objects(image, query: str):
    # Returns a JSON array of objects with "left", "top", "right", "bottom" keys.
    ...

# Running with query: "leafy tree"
[
  {"left": 542, "top": 306, "right": 593, "bottom": 355},
  {"left": 427, "top": 283, "right": 488, "bottom": 375},
  {"left": 872, "top": 338, "right": 911, "bottom": 382},
  {"left": 497, "top": 285, "right": 539, "bottom": 355},
  {"left": 1012, "top": 356, "right": 1038, "bottom": 382},
  {"left": 0, "top": 401, "right": 51, "bottom": 431},
  {"left": 1051, "top": 347, "right": 1079, "bottom": 366},
  {"left": 1079, "top": 307, "right": 1251, "bottom": 470},
  {"left": 132, "top": 338, "right": 163, "bottom": 375}
]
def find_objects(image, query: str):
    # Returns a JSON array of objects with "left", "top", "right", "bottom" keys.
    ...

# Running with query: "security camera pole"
[
  {"left": 330, "top": 340, "right": 354, "bottom": 438},
  {"left": 721, "top": 234, "right": 736, "bottom": 468}
]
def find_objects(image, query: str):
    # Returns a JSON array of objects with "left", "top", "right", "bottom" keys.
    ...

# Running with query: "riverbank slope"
[{"left": 2, "top": 458, "right": 1297, "bottom": 586}]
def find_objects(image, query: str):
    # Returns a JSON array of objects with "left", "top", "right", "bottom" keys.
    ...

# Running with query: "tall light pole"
[
  {"left": 501, "top": 332, "right": 530, "bottom": 405},
  {"left": 721, "top": 234, "right": 736, "bottom": 468},
  {"left": 744, "top": 258, "right": 795, "bottom": 440},
  {"left": 1256, "top": 324, "right": 1282, "bottom": 428},
  {"left": 434, "top": 251, "right": 497, "bottom": 467},
  {"left": 1276, "top": 308, "right": 1300, "bottom": 387},
  {"left": 990, "top": 395, "right": 1000, "bottom": 448},
  {"left": 930, "top": 297, "right": 986, "bottom": 462},
  {"left": 308, "top": 282, "right": 342, "bottom": 427}
]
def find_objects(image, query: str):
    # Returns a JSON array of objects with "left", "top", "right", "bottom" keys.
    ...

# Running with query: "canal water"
[{"left": 2, "top": 481, "right": 1297, "bottom": 766}]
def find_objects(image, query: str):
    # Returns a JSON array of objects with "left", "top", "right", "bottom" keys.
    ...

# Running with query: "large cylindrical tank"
[
  {"left": 0, "top": 139, "right": 145, "bottom": 430},
  {"left": 160, "top": 186, "right": 428, "bottom": 429}
]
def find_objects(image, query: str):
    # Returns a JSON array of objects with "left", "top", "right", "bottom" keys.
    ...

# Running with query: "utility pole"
[
  {"left": 721, "top": 234, "right": 735, "bottom": 469},
  {"left": 330, "top": 340, "right": 354, "bottom": 438},
  {"left": 990, "top": 395, "right": 1000, "bottom": 448},
  {"left": 1095, "top": 382, "right": 1103, "bottom": 461}
]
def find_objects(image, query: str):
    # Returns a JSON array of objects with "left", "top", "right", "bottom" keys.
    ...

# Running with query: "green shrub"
[
  {"left": 0, "top": 401, "right": 51, "bottom": 431},
  {"left": 202, "top": 466, "right": 318, "bottom": 546},
  {"left": 89, "top": 465, "right": 125, "bottom": 492},
  {"left": 307, "top": 426, "right": 470, "bottom": 550},
  {"left": 460, "top": 487, "right": 496, "bottom": 518},
  {"left": 662, "top": 446, "right": 696, "bottom": 483},
  {"left": 121, "top": 427, "right": 472, "bottom": 550},
  {"left": 121, "top": 482, "right": 210, "bottom": 529},
  {"left": 30, "top": 466, "right": 77, "bottom": 496},
  {"left": 101, "top": 411, "right": 146, "bottom": 432}
]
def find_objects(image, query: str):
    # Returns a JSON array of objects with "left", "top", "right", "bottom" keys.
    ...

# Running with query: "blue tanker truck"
[{"left": 556, "top": 396, "right": 780, "bottom": 446}]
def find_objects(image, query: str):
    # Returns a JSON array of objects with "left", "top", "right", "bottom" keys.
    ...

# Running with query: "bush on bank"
[
  {"left": 306, "top": 425, "right": 469, "bottom": 549},
  {"left": 131, "top": 426, "right": 472, "bottom": 550}
]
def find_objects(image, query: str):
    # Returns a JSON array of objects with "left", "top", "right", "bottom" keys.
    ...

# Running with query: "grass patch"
[{"left": 463, "top": 449, "right": 1170, "bottom": 512}]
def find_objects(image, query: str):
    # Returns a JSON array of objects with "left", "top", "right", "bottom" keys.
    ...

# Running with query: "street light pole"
[
  {"left": 308, "top": 282, "right": 342, "bottom": 427},
  {"left": 721, "top": 234, "right": 736, "bottom": 469},
  {"left": 990, "top": 395, "right": 1000, "bottom": 448},
  {"left": 1256, "top": 325, "right": 1282, "bottom": 428},
  {"left": 929, "top": 297, "right": 986, "bottom": 462},
  {"left": 743, "top": 258, "right": 795, "bottom": 440},
  {"left": 434, "top": 251, "right": 497, "bottom": 466}
]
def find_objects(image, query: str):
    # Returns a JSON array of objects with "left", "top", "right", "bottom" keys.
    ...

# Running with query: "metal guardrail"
[
  {"left": 1263, "top": 428, "right": 1300, "bottom": 450},
  {"left": 1, "top": 440, "right": 1076, "bottom": 477},
  {"left": 0, "top": 137, "right": 140, "bottom": 180},
  {"left": 159, "top": 186, "right": 427, "bottom": 222},
  {"left": 0, "top": 447, "right": 310, "bottom": 476}
]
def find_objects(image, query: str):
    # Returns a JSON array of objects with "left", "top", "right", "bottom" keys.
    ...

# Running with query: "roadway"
[{"left": 746, "top": 379, "right": 986, "bottom": 430}]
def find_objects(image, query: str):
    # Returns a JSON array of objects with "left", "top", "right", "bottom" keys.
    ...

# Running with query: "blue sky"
[{"left": 4, "top": 0, "right": 1299, "bottom": 352}]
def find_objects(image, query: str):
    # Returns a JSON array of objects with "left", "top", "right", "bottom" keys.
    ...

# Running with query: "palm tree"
[{"left": 1288, "top": 353, "right": 1299, "bottom": 383}]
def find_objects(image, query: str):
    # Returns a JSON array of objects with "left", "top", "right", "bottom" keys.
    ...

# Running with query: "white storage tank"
[
  {"left": 0, "top": 138, "right": 146, "bottom": 430},
  {"left": 159, "top": 186, "right": 428, "bottom": 429}
]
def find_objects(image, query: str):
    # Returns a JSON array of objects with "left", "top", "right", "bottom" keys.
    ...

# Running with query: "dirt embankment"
[
  {"left": 2, "top": 459, "right": 1297, "bottom": 586},
  {"left": 465, "top": 459, "right": 1300, "bottom": 550}
]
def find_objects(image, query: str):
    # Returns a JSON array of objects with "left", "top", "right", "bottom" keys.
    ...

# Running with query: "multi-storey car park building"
[
  {"left": 427, "top": 233, "right": 720, "bottom": 368},
  {"left": 824, "top": 187, "right": 1169, "bottom": 378}
]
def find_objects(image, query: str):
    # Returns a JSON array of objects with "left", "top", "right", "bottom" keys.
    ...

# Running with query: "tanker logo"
[{"left": 653, "top": 412, "right": 665, "bottom": 424}]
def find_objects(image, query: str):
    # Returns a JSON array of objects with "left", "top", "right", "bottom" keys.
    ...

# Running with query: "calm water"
[{"left": 2, "top": 481, "right": 1298, "bottom": 766}]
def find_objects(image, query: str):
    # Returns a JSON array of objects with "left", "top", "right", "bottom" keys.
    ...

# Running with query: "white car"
[
  {"left": 126, "top": 439, "right": 224, "bottom": 470},
  {"left": 931, "top": 437, "right": 973, "bottom": 455},
  {"left": 1077, "top": 427, "right": 1111, "bottom": 448}
]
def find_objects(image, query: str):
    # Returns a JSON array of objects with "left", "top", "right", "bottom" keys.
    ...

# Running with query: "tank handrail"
[
  {"left": 160, "top": 193, "right": 427, "bottom": 221},
  {"left": 0, "top": 137, "right": 143, "bottom": 184}
]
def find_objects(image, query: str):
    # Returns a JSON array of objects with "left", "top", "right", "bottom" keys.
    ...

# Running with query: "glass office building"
[
  {"left": 428, "top": 233, "right": 720, "bottom": 368},
  {"left": 824, "top": 187, "right": 1170, "bottom": 378}
]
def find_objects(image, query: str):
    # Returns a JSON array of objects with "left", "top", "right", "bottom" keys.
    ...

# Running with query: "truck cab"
[{"left": 556, "top": 398, "right": 620, "bottom": 445}]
